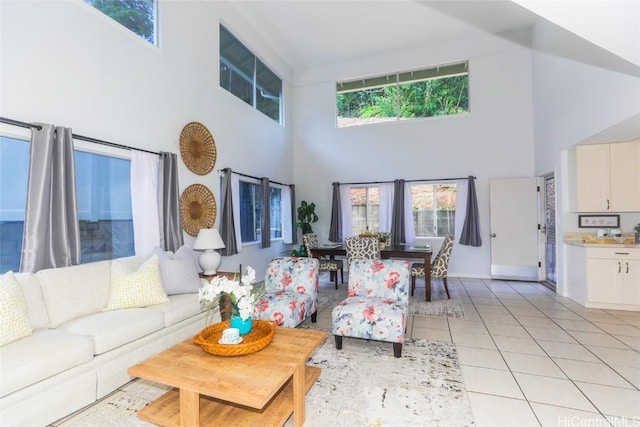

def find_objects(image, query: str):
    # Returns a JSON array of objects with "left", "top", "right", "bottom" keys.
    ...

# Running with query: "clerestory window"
[
  {"left": 336, "top": 62, "right": 469, "bottom": 128},
  {"left": 220, "top": 25, "right": 282, "bottom": 124},
  {"left": 84, "top": 0, "right": 157, "bottom": 45}
]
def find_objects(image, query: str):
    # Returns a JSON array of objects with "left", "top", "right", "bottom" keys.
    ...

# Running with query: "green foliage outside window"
[
  {"left": 85, "top": 0, "right": 155, "bottom": 44},
  {"left": 336, "top": 63, "right": 469, "bottom": 127}
]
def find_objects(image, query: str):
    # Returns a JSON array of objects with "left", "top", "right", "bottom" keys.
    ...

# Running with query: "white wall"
[
  {"left": 528, "top": 19, "right": 640, "bottom": 298},
  {"left": 0, "top": 0, "right": 295, "bottom": 277},
  {"left": 292, "top": 34, "right": 536, "bottom": 278}
]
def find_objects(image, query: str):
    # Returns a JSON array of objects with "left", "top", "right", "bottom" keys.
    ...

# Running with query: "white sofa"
[{"left": 0, "top": 254, "right": 217, "bottom": 427}]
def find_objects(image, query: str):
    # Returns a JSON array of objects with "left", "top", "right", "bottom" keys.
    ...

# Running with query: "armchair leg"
[
  {"left": 393, "top": 342, "right": 402, "bottom": 358},
  {"left": 334, "top": 270, "right": 338, "bottom": 289},
  {"left": 410, "top": 275, "right": 415, "bottom": 296},
  {"left": 311, "top": 311, "right": 317, "bottom": 323},
  {"left": 443, "top": 277, "right": 450, "bottom": 299},
  {"left": 334, "top": 335, "right": 343, "bottom": 350},
  {"left": 340, "top": 268, "right": 344, "bottom": 285}
]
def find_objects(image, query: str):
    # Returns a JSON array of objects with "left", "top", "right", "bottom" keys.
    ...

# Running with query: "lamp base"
[{"left": 199, "top": 250, "right": 221, "bottom": 275}]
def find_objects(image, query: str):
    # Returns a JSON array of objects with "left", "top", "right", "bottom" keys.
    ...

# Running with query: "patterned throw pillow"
[
  {"left": 104, "top": 255, "right": 169, "bottom": 311},
  {"left": 0, "top": 271, "right": 33, "bottom": 346}
]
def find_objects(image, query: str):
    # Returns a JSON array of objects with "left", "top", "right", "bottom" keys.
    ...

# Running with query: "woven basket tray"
[{"left": 193, "top": 320, "right": 275, "bottom": 356}]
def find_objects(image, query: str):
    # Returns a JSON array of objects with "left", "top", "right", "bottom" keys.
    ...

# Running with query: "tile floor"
[
  {"left": 388, "top": 277, "right": 639, "bottom": 427},
  {"left": 54, "top": 276, "right": 640, "bottom": 427}
]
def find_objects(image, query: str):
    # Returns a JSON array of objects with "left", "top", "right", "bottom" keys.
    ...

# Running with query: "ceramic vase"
[{"left": 230, "top": 314, "right": 253, "bottom": 335}]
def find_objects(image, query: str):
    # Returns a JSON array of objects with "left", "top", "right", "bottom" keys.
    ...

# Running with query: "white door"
[{"left": 490, "top": 178, "right": 541, "bottom": 281}]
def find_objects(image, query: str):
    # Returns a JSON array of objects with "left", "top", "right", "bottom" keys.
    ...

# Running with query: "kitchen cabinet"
[
  {"left": 585, "top": 247, "right": 640, "bottom": 308},
  {"left": 574, "top": 140, "right": 640, "bottom": 212}
]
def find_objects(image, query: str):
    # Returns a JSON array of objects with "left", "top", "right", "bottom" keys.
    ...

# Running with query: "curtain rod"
[
  {"left": 219, "top": 168, "right": 291, "bottom": 187},
  {"left": 340, "top": 176, "right": 476, "bottom": 186},
  {"left": 0, "top": 116, "right": 160, "bottom": 156}
]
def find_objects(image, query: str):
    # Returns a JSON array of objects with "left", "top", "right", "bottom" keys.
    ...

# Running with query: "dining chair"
[
  {"left": 410, "top": 234, "right": 455, "bottom": 299},
  {"left": 344, "top": 236, "right": 381, "bottom": 266},
  {"left": 302, "top": 233, "right": 344, "bottom": 289},
  {"left": 332, "top": 259, "right": 410, "bottom": 357}
]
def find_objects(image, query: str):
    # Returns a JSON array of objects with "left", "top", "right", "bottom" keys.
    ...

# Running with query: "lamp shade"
[
  {"left": 193, "top": 228, "right": 225, "bottom": 250},
  {"left": 193, "top": 228, "right": 225, "bottom": 275}
]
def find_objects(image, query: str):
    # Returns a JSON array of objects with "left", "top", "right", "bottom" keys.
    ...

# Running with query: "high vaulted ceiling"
[{"left": 229, "top": 0, "right": 540, "bottom": 71}]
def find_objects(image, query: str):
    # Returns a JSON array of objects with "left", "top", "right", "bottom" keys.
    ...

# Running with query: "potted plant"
[{"left": 290, "top": 200, "right": 319, "bottom": 256}]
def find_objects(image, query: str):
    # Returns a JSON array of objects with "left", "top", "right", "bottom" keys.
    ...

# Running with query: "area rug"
[
  {"left": 58, "top": 338, "right": 474, "bottom": 427},
  {"left": 317, "top": 276, "right": 465, "bottom": 319}
]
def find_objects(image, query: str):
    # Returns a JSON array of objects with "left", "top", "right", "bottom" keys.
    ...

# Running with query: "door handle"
[
  {"left": 491, "top": 233, "right": 496, "bottom": 238},
  {"left": 618, "top": 261, "right": 621, "bottom": 273},
  {"left": 626, "top": 262, "right": 629, "bottom": 274}
]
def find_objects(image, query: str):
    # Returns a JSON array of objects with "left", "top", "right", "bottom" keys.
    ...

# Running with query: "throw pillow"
[
  {"left": 104, "top": 255, "right": 169, "bottom": 311},
  {"left": 154, "top": 246, "right": 202, "bottom": 295},
  {"left": 1, "top": 271, "right": 33, "bottom": 346}
]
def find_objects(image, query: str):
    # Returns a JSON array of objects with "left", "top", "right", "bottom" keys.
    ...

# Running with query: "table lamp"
[{"left": 193, "top": 228, "right": 226, "bottom": 275}]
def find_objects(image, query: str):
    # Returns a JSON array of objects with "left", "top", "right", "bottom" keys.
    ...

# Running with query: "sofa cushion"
[
  {"left": 148, "top": 293, "right": 206, "bottom": 327},
  {"left": 38, "top": 260, "right": 112, "bottom": 328},
  {"left": 154, "top": 246, "right": 202, "bottom": 295},
  {"left": 14, "top": 272, "right": 49, "bottom": 329},
  {"left": 0, "top": 272, "right": 33, "bottom": 346},
  {"left": 57, "top": 308, "right": 164, "bottom": 355},
  {"left": 104, "top": 255, "right": 169, "bottom": 311},
  {"left": 0, "top": 329, "right": 94, "bottom": 397}
]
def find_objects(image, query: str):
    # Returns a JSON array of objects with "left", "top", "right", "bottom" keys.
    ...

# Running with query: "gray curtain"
[
  {"left": 390, "top": 179, "right": 405, "bottom": 245},
  {"left": 290, "top": 184, "right": 297, "bottom": 245},
  {"left": 260, "top": 177, "right": 271, "bottom": 248},
  {"left": 20, "top": 123, "right": 80, "bottom": 272},
  {"left": 459, "top": 176, "right": 482, "bottom": 246},
  {"left": 329, "top": 182, "right": 341, "bottom": 242},
  {"left": 220, "top": 168, "right": 238, "bottom": 256},
  {"left": 158, "top": 152, "right": 183, "bottom": 252}
]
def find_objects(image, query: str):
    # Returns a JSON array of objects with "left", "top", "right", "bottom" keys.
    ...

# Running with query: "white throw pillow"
[
  {"left": 153, "top": 246, "right": 202, "bottom": 295},
  {"left": 104, "top": 255, "right": 169, "bottom": 311},
  {"left": 1, "top": 271, "right": 33, "bottom": 346}
]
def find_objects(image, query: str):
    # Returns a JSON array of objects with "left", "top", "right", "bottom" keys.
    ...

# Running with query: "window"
[
  {"left": 84, "top": 0, "right": 157, "bottom": 45},
  {"left": 0, "top": 135, "right": 135, "bottom": 273},
  {"left": 74, "top": 150, "right": 134, "bottom": 263},
  {"left": 350, "top": 187, "right": 379, "bottom": 234},
  {"left": 411, "top": 183, "right": 456, "bottom": 237},
  {"left": 238, "top": 181, "right": 282, "bottom": 243},
  {"left": 336, "top": 62, "right": 468, "bottom": 128},
  {"left": 0, "top": 136, "right": 30, "bottom": 273},
  {"left": 220, "top": 25, "right": 282, "bottom": 123}
]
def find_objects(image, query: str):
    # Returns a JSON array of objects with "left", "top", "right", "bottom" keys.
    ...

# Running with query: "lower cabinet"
[{"left": 586, "top": 248, "right": 640, "bottom": 309}]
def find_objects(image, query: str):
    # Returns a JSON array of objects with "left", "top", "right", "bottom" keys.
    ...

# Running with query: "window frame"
[
  {"left": 0, "top": 133, "right": 137, "bottom": 273},
  {"left": 409, "top": 181, "right": 457, "bottom": 238},
  {"left": 237, "top": 179, "right": 284, "bottom": 244},
  {"left": 336, "top": 61, "right": 469, "bottom": 128},
  {"left": 349, "top": 185, "right": 380, "bottom": 235},
  {"left": 219, "top": 24, "right": 283, "bottom": 124},
  {"left": 83, "top": 0, "right": 158, "bottom": 46}
]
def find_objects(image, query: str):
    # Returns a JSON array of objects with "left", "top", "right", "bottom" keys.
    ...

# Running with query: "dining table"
[{"left": 310, "top": 244, "right": 434, "bottom": 301}]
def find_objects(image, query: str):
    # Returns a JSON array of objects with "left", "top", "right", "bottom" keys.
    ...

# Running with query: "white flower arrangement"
[{"left": 198, "top": 266, "right": 262, "bottom": 321}]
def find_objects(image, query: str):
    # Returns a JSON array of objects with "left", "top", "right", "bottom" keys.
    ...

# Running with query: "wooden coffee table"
[{"left": 128, "top": 327, "right": 327, "bottom": 427}]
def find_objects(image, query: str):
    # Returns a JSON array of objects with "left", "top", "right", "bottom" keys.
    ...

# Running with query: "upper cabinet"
[{"left": 572, "top": 140, "right": 640, "bottom": 212}]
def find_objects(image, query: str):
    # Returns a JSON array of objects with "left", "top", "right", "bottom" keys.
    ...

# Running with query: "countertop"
[{"left": 563, "top": 232, "right": 639, "bottom": 248}]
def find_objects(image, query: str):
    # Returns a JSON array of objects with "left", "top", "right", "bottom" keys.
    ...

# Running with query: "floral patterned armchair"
[
  {"left": 253, "top": 257, "right": 319, "bottom": 327},
  {"left": 332, "top": 259, "right": 410, "bottom": 358}
]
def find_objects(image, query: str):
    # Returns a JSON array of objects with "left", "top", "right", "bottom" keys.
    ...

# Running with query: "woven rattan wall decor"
[
  {"left": 180, "top": 184, "right": 217, "bottom": 236},
  {"left": 179, "top": 122, "right": 216, "bottom": 175}
]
